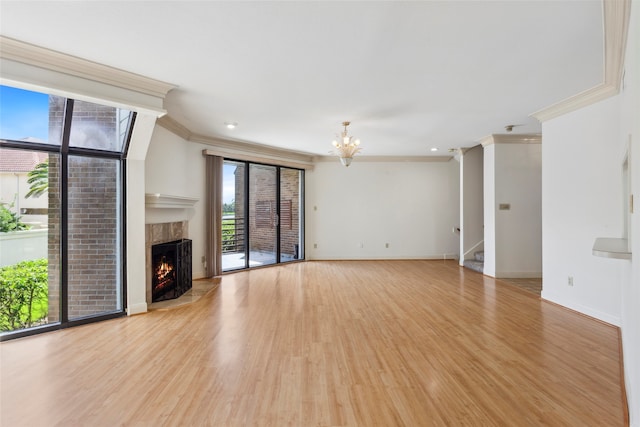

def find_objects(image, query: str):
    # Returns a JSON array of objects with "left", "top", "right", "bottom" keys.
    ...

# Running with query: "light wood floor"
[
  {"left": 498, "top": 277, "right": 543, "bottom": 296},
  {"left": 0, "top": 260, "right": 626, "bottom": 426}
]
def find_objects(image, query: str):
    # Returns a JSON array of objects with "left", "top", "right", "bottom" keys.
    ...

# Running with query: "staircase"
[{"left": 463, "top": 251, "right": 484, "bottom": 273}]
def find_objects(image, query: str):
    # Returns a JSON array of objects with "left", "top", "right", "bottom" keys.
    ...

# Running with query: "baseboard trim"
[
  {"left": 308, "top": 254, "right": 459, "bottom": 261},
  {"left": 127, "top": 302, "right": 148, "bottom": 316},
  {"left": 495, "top": 271, "right": 542, "bottom": 279},
  {"left": 541, "top": 291, "right": 621, "bottom": 326}
]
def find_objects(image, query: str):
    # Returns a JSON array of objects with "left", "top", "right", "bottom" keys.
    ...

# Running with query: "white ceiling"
[{"left": 0, "top": 1, "right": 604, "bottom": 156}]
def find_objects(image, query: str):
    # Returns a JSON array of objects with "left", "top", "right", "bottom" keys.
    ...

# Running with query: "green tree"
[
  {"left": 223, "top": 199, "right": 235, "bottom": 215},
  {"left": 25, "top": 160, "right": 49, "bottom": 199}
]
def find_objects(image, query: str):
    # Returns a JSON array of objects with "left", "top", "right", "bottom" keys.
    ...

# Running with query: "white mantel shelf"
[
  {"left": 145, "top": 193, "right": 198, "bottom": 209},
  {"left": 592, "top": 238, "right": 632, "bottom": 260}
]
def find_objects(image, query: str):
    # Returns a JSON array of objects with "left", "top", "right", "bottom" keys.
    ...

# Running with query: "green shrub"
[
  {"left": 0, "top": 258, "right": 48, "bottom": 331},
  {"left": 0, "top": 204, "right": 30, "bottom": 233}
]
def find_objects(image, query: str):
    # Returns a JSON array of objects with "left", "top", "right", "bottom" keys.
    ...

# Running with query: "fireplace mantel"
[{"left": 145, "top": 193, "right": 198, "bottom": 209}]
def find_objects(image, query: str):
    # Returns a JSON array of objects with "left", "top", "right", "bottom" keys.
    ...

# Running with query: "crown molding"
[
  {"left": 531, "top": 0, "right": 631, "bottom": 122},
  {"left": 198, "top": 135, "right": 315, "bottom": 171},
  {"left": 193, "top": 133, "right": 314, "bottom": 165},
  {"left": 458, "top": 144, "right": 483, "bottom": 155},
  {"left": 313, "top": 155, "right": 453, "bottom": 163},
  {"left": 203, "top": 148, "right": 314, "bottom": 171},
  {"left": 480, "top": 134, "right": 542, "bottom": 147},
  {"left": 157, "top": 114, "right": 315, "bottom": 168},
  {"left": 530, "top": 84, "right": 619, "bottom": 122},
  {"left": 157, "top": 115, "right": 192, "bottom": 140},
  {"left": 0, "top": 36, "right": 175, "bottom": 99}
]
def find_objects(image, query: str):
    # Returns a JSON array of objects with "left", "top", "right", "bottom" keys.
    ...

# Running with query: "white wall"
[
  {"left": 126, "top": 113, "right": 158, "bottom": 316},
  {"left": 306, "top": 159, "right": 460, "bottom": 260},
  {"left": 145, "top": 125, "right": 208, "bottom": 279},
  {"left": 542, "top": 96, "right": 622, "bottom": 325},
  {"left": 619, "top": 2, "right": 639, "bottom": 424},
  {"left": 460, "top": 145, "right": 484, "bottom": 264},
  {"left": 484, "top": 141, "right": 542, "bottom": 278},
  {"left": 0, "top": 229, "right": 47, "bottom": 267},
  {"left": 495, "top": 143, "right": 542, "bottom": 277},
  {"left": 483, "top": 145, "right": 496, "bottom": 276}
]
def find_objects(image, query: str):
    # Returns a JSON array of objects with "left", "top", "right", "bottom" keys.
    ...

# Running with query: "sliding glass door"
[
  {"left": 280, "top": 167, "right": 303, "bottom": 262},
  {"left": 222, "top": 161, "right": 245, "bottom": 270},
  {"left": 222, "top": 160, "right": 303, "bottom": 271},
  {"left": 249, "top": 164, "right": 277, "bottom": 266}
]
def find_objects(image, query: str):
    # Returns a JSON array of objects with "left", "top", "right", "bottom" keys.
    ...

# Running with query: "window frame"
[{"left": 0, "top": 92, "right": 135, "bottom": 341}]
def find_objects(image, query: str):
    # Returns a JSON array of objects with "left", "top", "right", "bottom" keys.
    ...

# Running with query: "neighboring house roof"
[{"left": 0, "top": 147, "right": 48, "bottom": 172}]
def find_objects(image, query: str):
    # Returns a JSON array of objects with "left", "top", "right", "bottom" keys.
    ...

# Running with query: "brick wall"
[
  {"left": 233, "top": 163, "right": 246, "bottom": 252},
  {"left": 67, "top": 156, "right": 119, "bottom": 318},
  {"left": 47, "top": 97, "right": 121, "bottom": 320},
  {"left": 47, "top": 96, "right": 64, "bottom": 322},
  {"left": 248, "top": 165, "right": 276, "bottom": 253}
]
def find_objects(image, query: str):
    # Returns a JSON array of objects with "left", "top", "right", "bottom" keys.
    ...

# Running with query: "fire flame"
[{"left": 155, "top": 256, "right": 175, "bottom": 289}]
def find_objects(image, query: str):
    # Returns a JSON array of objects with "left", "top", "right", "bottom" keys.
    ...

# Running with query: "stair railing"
[{"left": 462, "top": 239, "right": 484, "bottom": 260}]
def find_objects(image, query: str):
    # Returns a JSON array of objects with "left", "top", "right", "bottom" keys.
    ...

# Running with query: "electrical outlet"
[
  {"left": 568, "top": 276, "right": 574, "bottom": 287},
  {"left": 313, "top": 243, "right": 317, "bottom": 249}
]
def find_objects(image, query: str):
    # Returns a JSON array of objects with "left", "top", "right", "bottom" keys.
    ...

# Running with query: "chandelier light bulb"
[{"left": 331, "top": 121, "right": 362, "bottom": 167}]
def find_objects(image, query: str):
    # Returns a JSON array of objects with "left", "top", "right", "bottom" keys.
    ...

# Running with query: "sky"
[
  {"left": 223, "top": 163, "right": 236, "bottom": 204},
  {"left": 0, "top": 85, "right": 49, "bottom": 142}
]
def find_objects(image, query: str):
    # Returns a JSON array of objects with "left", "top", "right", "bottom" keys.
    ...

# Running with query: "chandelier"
[{"left": 332, "top": 121, "right": 362, "bottom": 167}]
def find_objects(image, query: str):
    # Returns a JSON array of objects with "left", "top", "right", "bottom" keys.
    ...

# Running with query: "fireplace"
[{"left": 151, "top": 239, "right": 192, "bottom": 302}]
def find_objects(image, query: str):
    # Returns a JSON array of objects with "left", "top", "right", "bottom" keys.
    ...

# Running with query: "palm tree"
[{"left": 25, "top": 160, "right": 48, "bottom": 199}]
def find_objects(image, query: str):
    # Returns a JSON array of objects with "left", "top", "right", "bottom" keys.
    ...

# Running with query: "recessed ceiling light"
[
  {"left": 430, "top": 147, "right": 438, "bottom": 152},
  {"left": 225, "top": 122, "right": 238, "bottom": 129}
]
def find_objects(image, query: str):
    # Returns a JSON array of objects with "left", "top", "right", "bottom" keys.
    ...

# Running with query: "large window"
[
  {"left": 0, "top": 85, "right": 133, "bottom": 340},
  {"left": 222, "top": 160, "right": 304, "bottom": 271}
]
